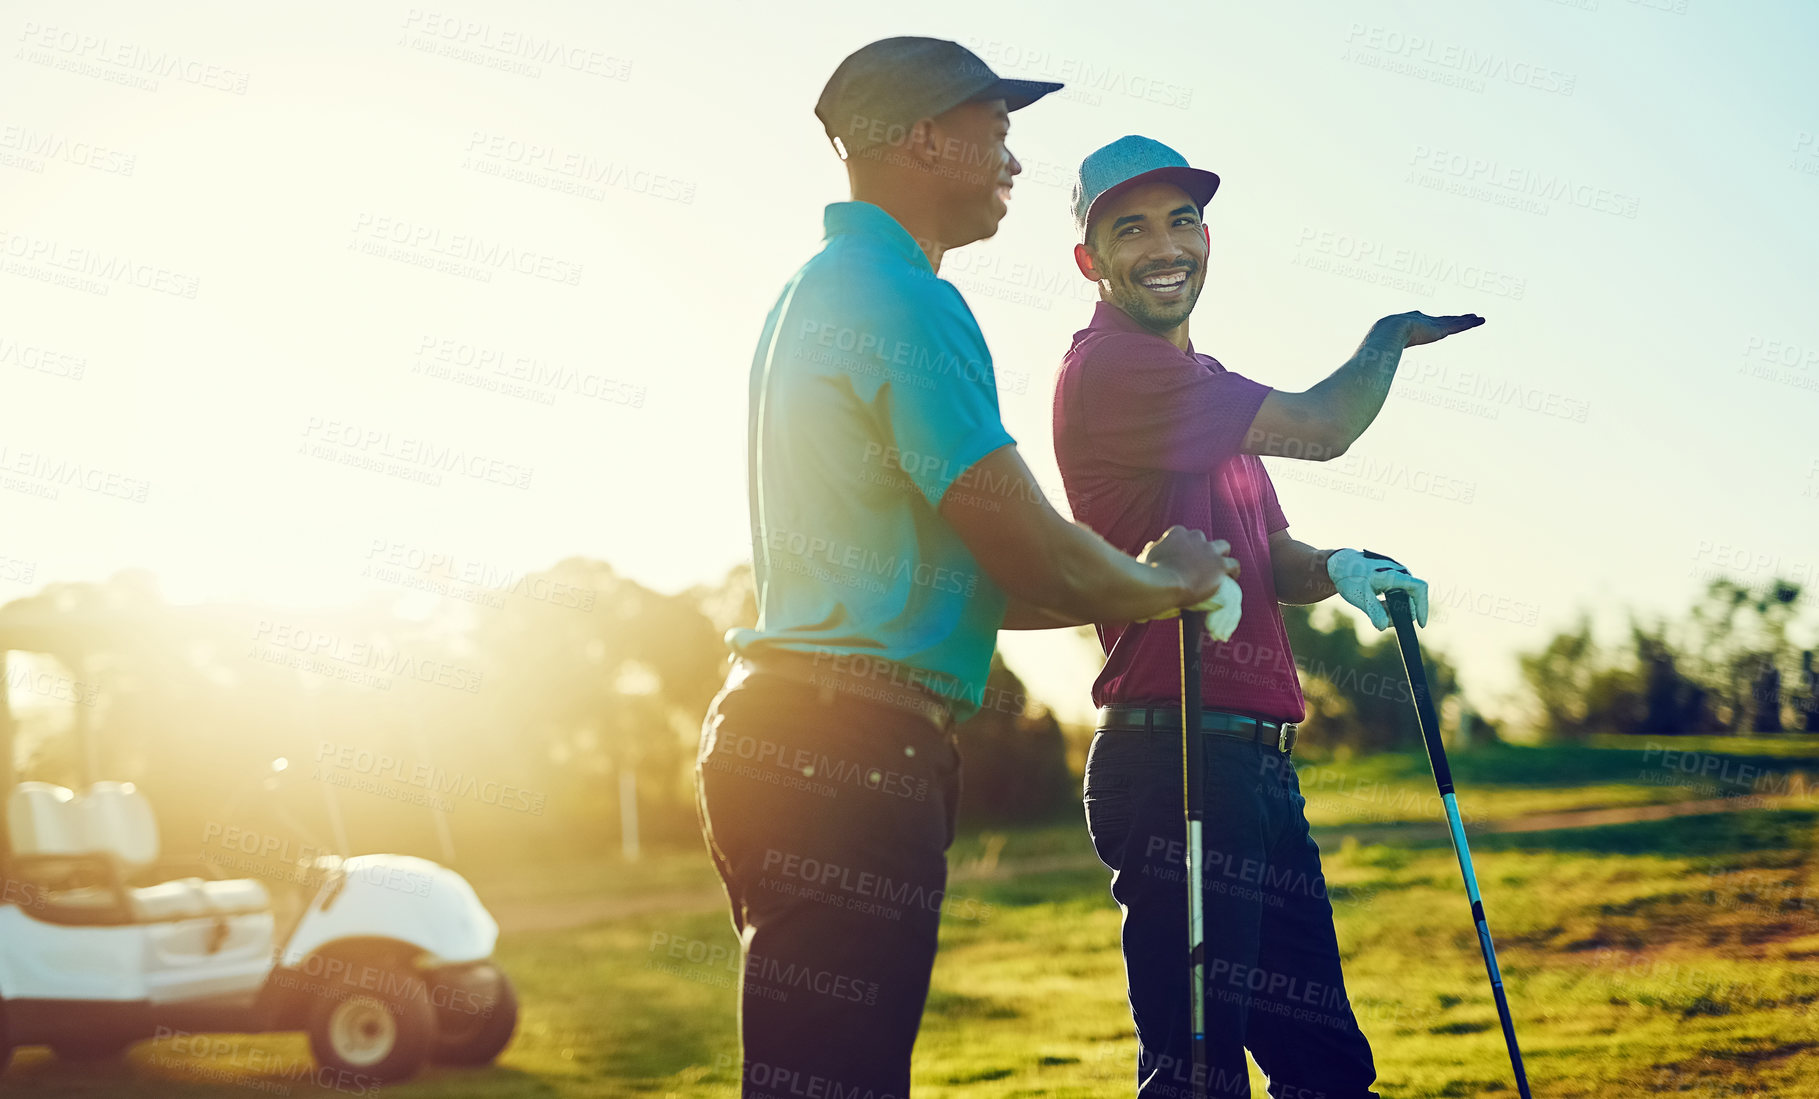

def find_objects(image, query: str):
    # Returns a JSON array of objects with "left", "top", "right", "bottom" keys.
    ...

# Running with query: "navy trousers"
[
  {"left": 1084, "top": 727, "right": 1381, "bottom": 1099},
  {"left": 695, "top": 670, "right": 962, "bottom": 1099}
]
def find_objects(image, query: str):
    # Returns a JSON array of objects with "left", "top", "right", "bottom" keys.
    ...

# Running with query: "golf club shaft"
[
  {"left": 1180, "top": 609, "right": 1208, "bottom": 1099},
  {"left": 1384, "top": 589, "right": 1533, "bottom": 1099}
]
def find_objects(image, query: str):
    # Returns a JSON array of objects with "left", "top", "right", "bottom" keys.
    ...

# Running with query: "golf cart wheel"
[
  {"left": 428, "top": 963, "right": 518, "bottom": 1065},
  {"left": 50, "top": 1037, "right": 131, "bottom": 1062},
  {"left": 306, "top": 968, "right": 436, "bottom": 1083}
]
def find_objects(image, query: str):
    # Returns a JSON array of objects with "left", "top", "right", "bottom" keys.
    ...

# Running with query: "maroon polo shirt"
[{"left": 1053, "top": 301, "right": 1306, "bottom": 723}]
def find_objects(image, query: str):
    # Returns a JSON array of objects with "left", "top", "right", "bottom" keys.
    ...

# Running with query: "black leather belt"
[
  {"left": 731, "top": 654, "right": 955, "bottom": 734},
  {"left": 1096, "top": 704, "right": 1297, "bottom": 754}
]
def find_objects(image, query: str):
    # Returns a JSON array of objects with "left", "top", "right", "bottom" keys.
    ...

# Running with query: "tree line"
[{"left": 0, "top": 567, "right": 1809, "bottom": 863}]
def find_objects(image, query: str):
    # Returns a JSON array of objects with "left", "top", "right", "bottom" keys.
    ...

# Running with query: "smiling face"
[
  {"left": 1075, "top": 179, "right": 1207, "bottom": 337},
  {"left": 924, "top": 97, "right": 1021, "bottom": 247},
  {"left": 842, "top": 97, "right": 1022, "bottom": 265}
]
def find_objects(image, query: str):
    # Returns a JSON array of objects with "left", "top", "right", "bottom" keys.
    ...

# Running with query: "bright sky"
[{"left": 4, "top": 0, "right": 1816, "bottom": 726}]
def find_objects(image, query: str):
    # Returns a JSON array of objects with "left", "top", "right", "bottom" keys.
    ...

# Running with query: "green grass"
[
  {"left": 1296, "top": 738, "right": 1819, "bottom": 830},
  {"left": 462, "top": 835, "right": 726, "bottom": 906},
  {"left": 9, "top": 738, "right": 1819, "bottom": 1096}
]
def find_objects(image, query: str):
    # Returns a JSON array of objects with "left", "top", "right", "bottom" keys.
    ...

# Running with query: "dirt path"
[
  {"left": 491, "top": 792, "right": 1812, "bottom": 934},
  {"left": 1477, "top": 791, "right": 1807, "bottom": 832}
]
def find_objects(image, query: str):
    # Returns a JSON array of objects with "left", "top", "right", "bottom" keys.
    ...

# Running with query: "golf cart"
[{"left": 0, "top": 777, "right": 517, "bottom": 1082}]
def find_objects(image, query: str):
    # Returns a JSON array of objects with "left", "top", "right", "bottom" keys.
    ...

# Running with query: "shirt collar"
[
  {"left": 823, "top": 201, "right": 933, "bottom": 273},
  {"left": 1086, "top": 300, "right": 1199, "bottom": 357}
]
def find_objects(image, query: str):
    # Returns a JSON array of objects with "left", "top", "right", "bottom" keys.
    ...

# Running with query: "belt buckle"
[
  {"left": 925, "top": 698, "right": 953, "bottom": 734},
  {"left": 1278, "top": 723, "right": 1296, "bottom": 753}
]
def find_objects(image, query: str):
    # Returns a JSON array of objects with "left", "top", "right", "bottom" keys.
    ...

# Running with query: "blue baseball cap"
[{"left": 1073, "top": 135, "right": 1220, "bottom": 241}]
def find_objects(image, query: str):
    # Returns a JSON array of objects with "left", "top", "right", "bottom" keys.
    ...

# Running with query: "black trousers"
[
  {"left": 695, "top": 668, "right": 962, "bottom": 1099},
  {"left": 1084, "top": 727, "right": 1381, "bottom": 1099}
]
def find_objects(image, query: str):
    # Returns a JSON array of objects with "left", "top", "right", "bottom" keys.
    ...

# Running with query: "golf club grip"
[
  {"left": 1180, "top": 609, "right": 1207, "bottom": 820},
  {"left": 1384, "top": 589, "right": 1453, "bottom": 795},
  {"left": 1178, "top": 604, "right": 1207, "bottom": 778}
]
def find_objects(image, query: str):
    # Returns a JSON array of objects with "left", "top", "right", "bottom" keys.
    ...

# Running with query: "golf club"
[
  {"left": 1179, "top": 608, "right": 1209, "bottom": 1099},
  {"left": 1384, "top": 588, "right": 1534, "bottom": 1099}
]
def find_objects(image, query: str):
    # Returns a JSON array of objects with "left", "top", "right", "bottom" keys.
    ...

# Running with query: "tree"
[
  {"left": 1633, "top": 618, "right": 1712, "bottom": 734},
  {"left": 953, "top": 655, "right": 1074, "bottom": 826},
  {"left": 1679, "top": 578, "right": 1804, "bottom": 733},
  {"left": 1514, "top": 577, "right": 1812, "bottom": 739},
  {"left": 1282, "top": 603, "right": 1462, "bottom": 755}
]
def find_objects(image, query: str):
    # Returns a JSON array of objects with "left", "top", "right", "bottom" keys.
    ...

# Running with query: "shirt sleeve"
[
  {"left": 879, "top": 300, "right": 1016, "bottom": 510},
  {"left": 1080, "top": 334, "right": 1271, "bottom": 473}
]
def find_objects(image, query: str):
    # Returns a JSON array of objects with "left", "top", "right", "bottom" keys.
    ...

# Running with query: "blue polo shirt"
[{"left": 727, "top": 201, "right": 1015, "bottom": 721}]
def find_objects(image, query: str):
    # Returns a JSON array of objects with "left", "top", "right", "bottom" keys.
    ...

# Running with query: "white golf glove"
[
  {"left": 1138, "top": 575, "right": 1245, "bottom": 643},
  {"left": 1327, "top": 548, "right": 1427, "bottom": 631}
]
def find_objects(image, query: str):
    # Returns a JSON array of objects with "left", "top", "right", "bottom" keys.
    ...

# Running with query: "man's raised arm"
[{"left": 1243, "top": 310, "right": 1485, "bottom": 461}]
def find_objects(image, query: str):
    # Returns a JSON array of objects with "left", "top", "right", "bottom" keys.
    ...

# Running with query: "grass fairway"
[
  {"left": 574, "top": 809, "right": 1819, "bottom": 1097},
  {"left": 7, "top": 741, "right": 1819, "bottom": 1096}
]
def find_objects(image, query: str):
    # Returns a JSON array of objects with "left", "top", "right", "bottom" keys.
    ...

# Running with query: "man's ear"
[
  {"left": 1202, "top": 223, "right": 1210, "bottom": 249},
  {"left": 1073, "top": 242, "right": 1100, "bottom": 281},
  {"left": 903, "top": 117, "right": 939, "bottom": 167}
]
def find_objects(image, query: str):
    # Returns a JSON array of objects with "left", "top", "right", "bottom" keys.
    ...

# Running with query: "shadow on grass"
[
  {"left": 961, "top": 868, "right": 1111, "bottom": 909},
  {"left": 333, "top": 1064, "right": 562, "bottom": 1099},
  {"left": 1309, "top": 738, "right": 1819, "bottom": 790},
  {"left": 1317, "top": 807, "right": 1819, "bottom": 864},
  {"left": 4, "top": 1046, "right": 563, "bottom": 1099},
  {"left": 925, "top": 988, "right": 1024, "bottom": 1020},
  {"left": 509, "top": 910, "right": 740, "bottom": 1089}
]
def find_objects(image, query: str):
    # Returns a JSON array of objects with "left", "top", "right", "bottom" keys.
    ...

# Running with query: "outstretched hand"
[{"left": 1384, "top": 311, "right": 1486, "bottom": 348}]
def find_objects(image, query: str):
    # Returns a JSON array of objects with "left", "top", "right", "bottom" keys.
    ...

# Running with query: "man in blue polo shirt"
[
  {"left": 696, "top": 38, "right": 1242, "bottom": 1097},
  {"left": 723, "top": 194, "right": 1016, "bottom": 719}
]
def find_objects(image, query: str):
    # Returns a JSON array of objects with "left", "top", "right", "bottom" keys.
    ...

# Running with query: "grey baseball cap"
[
  {"left": 815, "top": 37, "right": 1063, "bottom": 157},
  {"left": 1073, "top": 135, "right": 1221, "bottom": 241}
]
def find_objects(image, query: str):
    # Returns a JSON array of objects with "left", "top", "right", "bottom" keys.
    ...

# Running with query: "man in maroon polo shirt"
[{"left": 1054, "top": 136, "right": 1484, "bottom": 1098}]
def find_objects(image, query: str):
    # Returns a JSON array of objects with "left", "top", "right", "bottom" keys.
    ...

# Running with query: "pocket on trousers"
[
  {"left": 1280, "top": 762, "right": 1310, "bottom": 815},
  {"left": 934, "top": 734, "right": 962, "bottom": 854},
  {"left": 694, "top": 695, "right": 764, "bottom": 874},
  {"left": 1083, "top": 735, "right": 1143, "bottom": 871}
]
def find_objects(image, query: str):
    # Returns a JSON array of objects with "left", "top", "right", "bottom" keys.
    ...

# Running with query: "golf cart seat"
[
  {"left": 127, "top": 876, "right": 271, "bottom": 920},
  {"left": 7, "top": 781, "right": 271, "bottom": 923}
]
